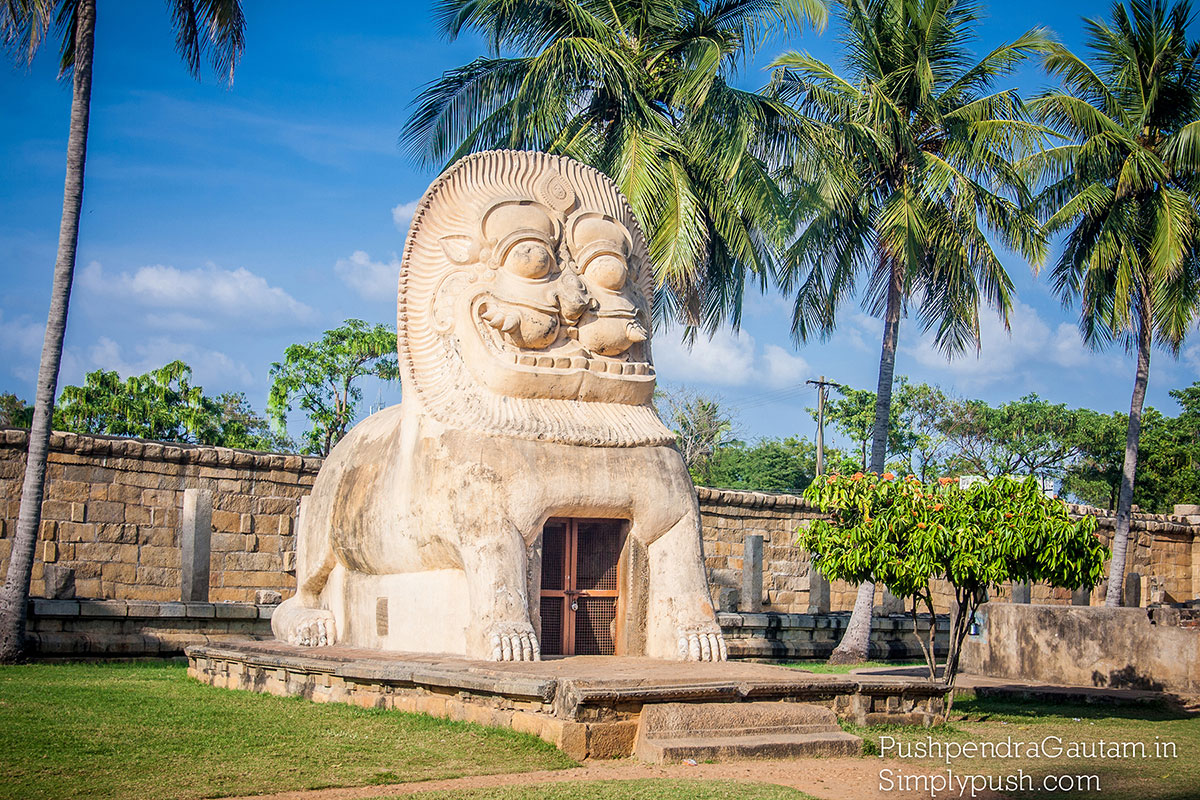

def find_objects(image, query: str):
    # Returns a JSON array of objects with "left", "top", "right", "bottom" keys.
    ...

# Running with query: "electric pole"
[{"left": 806, "top": 376, "right": 841, "bottom": 476}]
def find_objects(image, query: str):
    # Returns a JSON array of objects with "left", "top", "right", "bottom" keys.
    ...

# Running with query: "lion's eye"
[
  {"left": 503, "top": 241, "right": 553, "bottom": 279},
  {"left": 583, "top": 254, "right": 627, "bottom": 290}
]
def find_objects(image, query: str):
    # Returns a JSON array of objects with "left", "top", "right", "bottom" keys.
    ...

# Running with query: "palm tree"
[
  {"left": 772, "top": 0, "right": 1048, "bottom": 662},
  {"left": 1025, "top": 0, "right": 1200, "bottom": 607},
  {"left": 401, "top": 0, "right": 826, "bottom": 332},
  {"left": 0, "top": 0, "right": 245, "bottom": 663}
]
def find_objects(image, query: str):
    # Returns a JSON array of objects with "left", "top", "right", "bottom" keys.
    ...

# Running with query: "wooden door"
[{"left": 539, "top": 519, "right": 624, "bottom": 656}]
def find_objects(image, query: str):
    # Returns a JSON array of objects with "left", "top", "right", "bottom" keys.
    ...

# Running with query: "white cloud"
[
  {"left": 334, "top": 250, "right": 401, "bottom": 300},
  {"left": 654, "top": 326, "right": 810, "bottom": 389},
  {"left": 901, "top": 300, "right": 1106, "bottom": 389},
  {"left": 0, "top": 312, "right": 48, "bottom": 384},
  {"left": 1185, "top": 341, "right": 1200, "bottom": 375},
  {"left": 392, "top": 199, "right": 420, "bottom": 233},
  {"left": 80, "top": 261, "right": 313, "bottom": 326},
  {"left": 87, "top": 336, "right": 254, "bottom": 387}
]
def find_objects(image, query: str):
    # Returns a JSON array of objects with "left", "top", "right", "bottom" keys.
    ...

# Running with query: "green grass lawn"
[
  {"left": 3, "top": 661, "right": 1196, "bottom": 800},
  {"left": 782, "top": 660, "right": 925, "bottom": 674},
  {"left": 848, "top": 696, "right": 1200, "bottom": 800},
  {"left": 0, "top": 661, "right": 574, "bottom": 800},
  {"left": 394, "top": 779, "right": 819, "bottom": 800}
]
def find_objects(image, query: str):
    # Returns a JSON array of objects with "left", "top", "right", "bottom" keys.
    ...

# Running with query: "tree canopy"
[
  {"left": 268, "top": 319, "right": 399, "bottom": 456},
  {"left": 52, "top": 361, "right": 290, "bottom": 452},
  {"left": 402, "top": 0, "right": 825, "bottom": 332}
]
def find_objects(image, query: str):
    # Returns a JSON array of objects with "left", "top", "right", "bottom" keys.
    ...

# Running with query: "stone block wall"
[
  {"left": 2, "top": 429, "right": 1197, "bottom": 614},
  {"left": 698, "top": 486, "right": 1200, "bottom": 615},
  {"left": 0, "top": 429, "right": 319, "bottom": 603}
]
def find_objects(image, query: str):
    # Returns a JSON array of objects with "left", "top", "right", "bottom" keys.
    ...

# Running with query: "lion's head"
[{"left": 398, "top": 151, "right": 673, "bottom": 446}]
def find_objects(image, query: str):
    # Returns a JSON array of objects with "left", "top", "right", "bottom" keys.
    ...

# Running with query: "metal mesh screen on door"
[
  {"left": 541, "top": 524, "right": 566, "bottom": 590},
  {"left": 539, "top": 596, "right": 564, "bottom": 656},
  {"left": 576, "top": 522, "right": 620, "bottom": 591},
  {"left": 574, "top": 596, "right": 616, "bottom": 655}
]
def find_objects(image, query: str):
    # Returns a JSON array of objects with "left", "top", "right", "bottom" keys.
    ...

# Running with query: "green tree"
[
  {"left": 268, "top": 320, "right": 400, "bottom": 456},
  {"left": 1024, "top": 0, "right": 1200, "bottom": 606},
  {"left": 52, "top": 362, "right": 292, "bottom": 452},
  {"left": 891, "top": 379, "right": 951, "bottom": 481},
  {"left": 771, "top": 0, "right": 1047, "bottom": 661},
  {"left": 0, "top": 394, "right": 33, "bottom": 428},
  {"left": 937, "top": 394, "right": 1083, "bottom": 480},
  {"left": 660, "top": 389, "right": 737, "bottom": 484},
  {"left": 1063, "top": 392, "right": 1200, "bottom": 514},
  {"left": 214, "top": 392, "right": 295, "bottom": 453},
  {"left": 706, "top": 436, "right": 820, "bottom": 493},
  {"left": 821, "top": 384, "right": 915, "bottom": 471},
  {"left": 0, "top": 0, "right": 245, "bottom": 663},
  {"left": 401, "top": 0, "right": 825, "bottom": 331},
  {"left": 802, "top": 473, "right": 1107, "bottom": 690}
]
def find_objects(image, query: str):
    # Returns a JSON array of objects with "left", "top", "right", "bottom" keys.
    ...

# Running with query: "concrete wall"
[
  {"left": 2, "top": 428, "right": 1197, "bottom": 613},
  {"left": 961, "top": 603, "right": 1200, "bottom": 693}
]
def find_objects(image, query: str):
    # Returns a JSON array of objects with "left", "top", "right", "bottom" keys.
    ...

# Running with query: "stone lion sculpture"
[{"left": 272, "top": 150, "right": 727, "bottom": 662}]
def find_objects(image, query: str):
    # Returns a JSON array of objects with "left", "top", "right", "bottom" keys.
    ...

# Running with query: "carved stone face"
[
  {"left": 447, "top": 187, "right": 654, "bottom": 405},
  {"left": 399, "top": 151, "right": 673, "bottom": 447}
]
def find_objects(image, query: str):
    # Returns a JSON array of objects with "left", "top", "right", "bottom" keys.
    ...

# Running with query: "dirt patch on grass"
[{"left": 223, "top": 757, "right": 957, "bottom": 800}]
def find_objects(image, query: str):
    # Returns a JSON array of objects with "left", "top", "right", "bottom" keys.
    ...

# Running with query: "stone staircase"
[{"left": 634, "top": 700, "right": 862, "bottom": 763}]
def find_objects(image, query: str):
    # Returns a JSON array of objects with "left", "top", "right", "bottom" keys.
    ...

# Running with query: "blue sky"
[{"left": 2, "top": 0, "right": 1198, "bottom": 450}]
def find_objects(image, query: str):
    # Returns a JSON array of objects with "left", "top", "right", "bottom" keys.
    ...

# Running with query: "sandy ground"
[{"left": 223, "top": 756, "right": 1004, "bottom": 800}]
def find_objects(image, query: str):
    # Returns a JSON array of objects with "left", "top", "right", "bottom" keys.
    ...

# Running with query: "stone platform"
[{"left": 187, "top": 641, "right": 947, "bottom": 760}]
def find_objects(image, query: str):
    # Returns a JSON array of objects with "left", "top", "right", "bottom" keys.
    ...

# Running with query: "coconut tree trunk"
[
  {"left": 0, "top": 0, "right": 95, "bottom": 663},
  {"left": 1104, "top": 296, "right": 1152, "bottom": 607},
  {"left": 829, "top": 263, "right": 903, "bottom": 664}
]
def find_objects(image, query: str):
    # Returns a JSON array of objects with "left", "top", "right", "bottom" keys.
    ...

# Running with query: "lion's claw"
[
  {"left": 488, "top": 626, "right": 541, "bottom": 661},
  {"left": 677, "top": 629, "right": 727, "bottom": 661}
]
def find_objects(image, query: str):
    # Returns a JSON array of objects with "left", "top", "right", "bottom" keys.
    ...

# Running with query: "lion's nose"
[{"left": 556, "top": 268, "right": 592, "bottom": 323}]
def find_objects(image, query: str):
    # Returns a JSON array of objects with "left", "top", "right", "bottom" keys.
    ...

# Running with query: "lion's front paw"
[
  {"left": 287, "top": 608, "right": 337, "bottom": 647},
  {"left": 487, "top": 623, "right": 541, "bottom": 661},
  {"left": 677, "top": 627, "right": 727, "bottom": 661}
]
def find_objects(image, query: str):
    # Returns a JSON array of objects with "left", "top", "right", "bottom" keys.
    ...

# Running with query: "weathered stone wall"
[
  {"left": 962, "top": 602, "right": 1200, "bottom": 693},
  {"left": 2, "top": 429, "right": 1197, "bottom": 613},
  {"left": 698, "top": 486, "right": 1200, "bottom": 614},
  {"left": 0, "top": 429, "right": 319, "bottom": 603}
]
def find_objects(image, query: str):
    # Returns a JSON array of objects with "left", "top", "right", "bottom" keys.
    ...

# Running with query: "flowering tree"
[{"left": 801, "top": 473, "right": 1108, "bottom": 690}]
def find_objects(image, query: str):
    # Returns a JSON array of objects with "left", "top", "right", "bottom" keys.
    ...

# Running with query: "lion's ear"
[{"left": 440, "top": 235, "right": 475, "bottom": 264}]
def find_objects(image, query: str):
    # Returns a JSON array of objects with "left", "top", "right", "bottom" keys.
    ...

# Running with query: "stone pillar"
[
  {"left": 1071, "top": 586, "right": 1091, "bottom": 606},
  {"left": 880, "top": 588, "right": 905, "bottom": 615},
  {"left": 741, "top": 534, "right": 763, "bottom": 613},
  {"left": 181, "top": 488, "right": 213, "bottom": 602},
  {"left": 1011, "top": 580, "right": 1031, "bottom": 604},
  {"left": 1124, "top": 572, "right": 1141, "bottom": 607},
  {"left": 808, "top": 568, "right": 831, "bottom": 614}
]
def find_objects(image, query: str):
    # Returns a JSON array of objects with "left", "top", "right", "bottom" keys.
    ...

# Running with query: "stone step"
[
  {"left": 634, "top": 701, "right": 861, "bottom": 763},
  {"left": 635, "top": 730, "right": 862, "bottom": 763}
]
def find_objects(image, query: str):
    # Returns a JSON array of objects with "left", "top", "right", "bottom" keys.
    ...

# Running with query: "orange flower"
[
  {"left": 1004, "top": 512, "right": 1014, "bottom": 519},
  {"left": 827, "top": 476, "right": 837, "bottom": 484},
  {"left": 938, "top": 476, "right": 955, "bottom": 486},
  {"left": 852, "top": 472, "right": 864, "bottom": 481},
  {"left": 917, "top": 522, "right": 927, "bottom": 529},
  {"left": 932, "top": 503, "right": 944, "bottom": 511},
  {"left": 882, "top": 472, "right": 895, "bottom": 481}
]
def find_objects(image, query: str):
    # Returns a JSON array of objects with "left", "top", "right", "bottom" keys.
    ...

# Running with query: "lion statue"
[{"left": 271, "top": 150, "right": 727, "bottom": 662}]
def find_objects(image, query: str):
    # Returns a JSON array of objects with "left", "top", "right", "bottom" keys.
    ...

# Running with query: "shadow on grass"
[{"left": 958, "top": 693, "right": 1194, "bottom": 722}]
